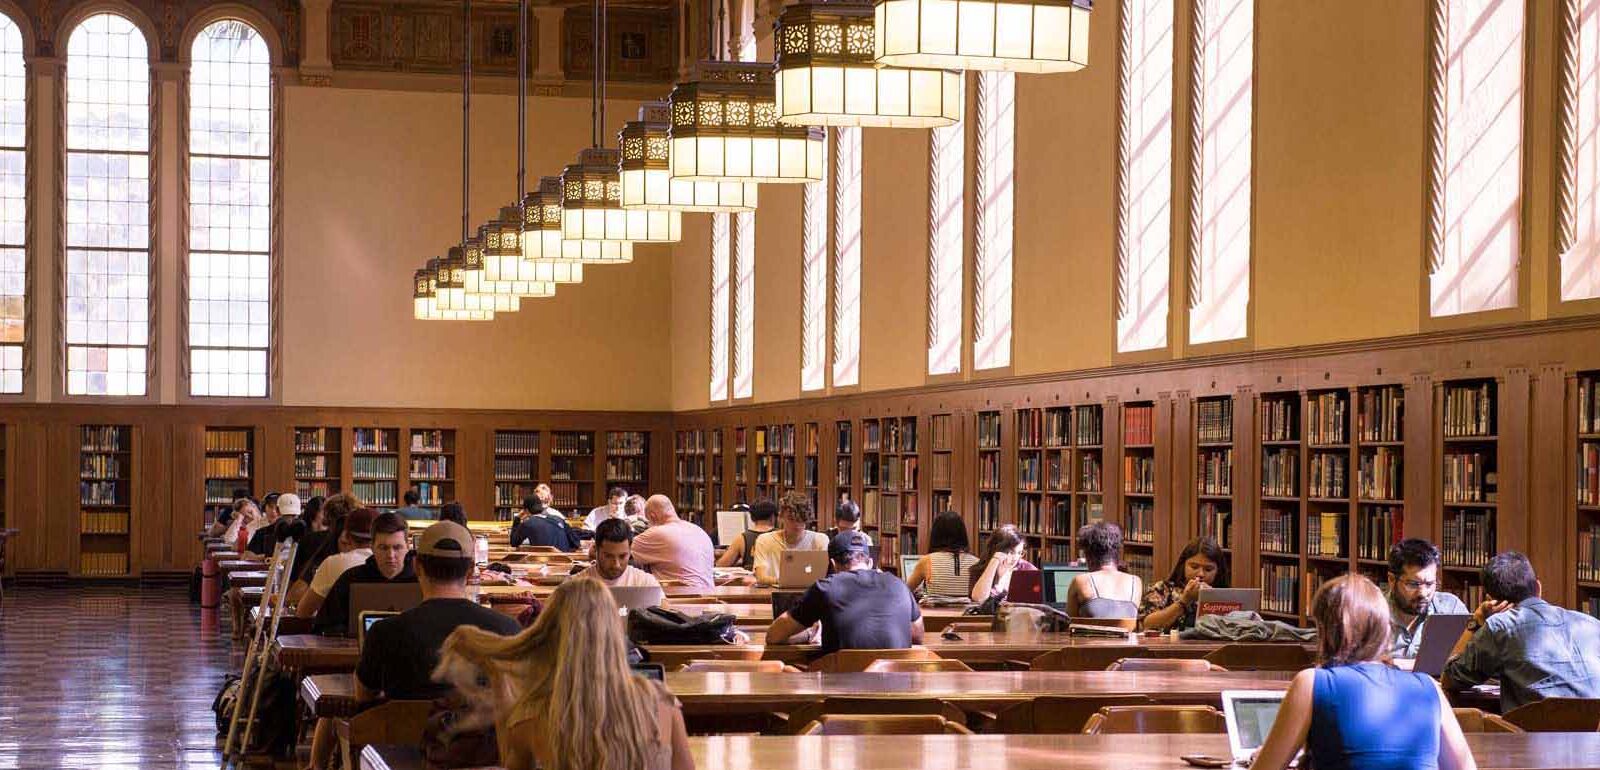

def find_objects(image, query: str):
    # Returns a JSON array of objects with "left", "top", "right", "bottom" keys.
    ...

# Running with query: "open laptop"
[
  {"left": 1041, "top": 563, "right": 1089, "bottom": 609},
  {"left": 1221, "top": 690, "right": 1296, "bottom": 766},
  {"left": 1198, "top": 587, "right": 1263, "bottom": 617},
  {"left": 356, "top": 610, "right": 399, "bottom": 648},
  {"left": 778, "top": 550, "right": 830, "bottom": 589},
  {"left": 347, "top": 582, "right": 423, "bottom": 636},
  {"left": 610, "top": 585, "right": 667, "bottom": 611},
  {"left": 1007, "top": 570, "right": 1044, "bottom": 604},
  {"left": 899, "top": 553, "right": 923, "bottom": 580},
  {"left": 1409, "top": 613, "right": 1473, "bottom": 676}
]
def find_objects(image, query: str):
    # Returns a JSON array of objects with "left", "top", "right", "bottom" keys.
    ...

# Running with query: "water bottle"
[{"left": 474, "top": 535, "right": 489, "bottom": 567}]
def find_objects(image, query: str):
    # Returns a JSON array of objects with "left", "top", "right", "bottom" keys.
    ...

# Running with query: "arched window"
[
  {"left": 65, "top": 13, "right": 151, "bottom": 396},
  {"left": 188, "top": 19, "right": 271, "bottom": 397},
  {"left": 0, "top": 14, "right": 24, "bottom": 393}
]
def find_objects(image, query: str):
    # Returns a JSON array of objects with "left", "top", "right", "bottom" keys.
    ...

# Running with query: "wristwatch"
[{"left": 1465, "top": 617, "right": 1483, "bottom": 632}]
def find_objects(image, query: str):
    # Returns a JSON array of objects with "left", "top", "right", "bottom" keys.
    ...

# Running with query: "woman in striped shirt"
[{"left": 904, "top": 511, "right": 979, "bottom": 599}]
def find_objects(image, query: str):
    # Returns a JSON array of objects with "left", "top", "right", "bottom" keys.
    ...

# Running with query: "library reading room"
[{"left": 3, "top": 0, "right": 1600, "bottom": 769}]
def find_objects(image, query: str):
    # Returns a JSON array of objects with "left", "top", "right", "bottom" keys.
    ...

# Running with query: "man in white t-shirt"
[
  {"left": 578, "top": 518, "right": 661, "bottom": 589},
  {"left": 295, "top": 507, "right": 376, "bottom": 619},
  {"left": 583, "top": 487, "right": 629, "bottom": 531},
  {"left": 751, "top": 492, "right": 830, "bottom": 586}
]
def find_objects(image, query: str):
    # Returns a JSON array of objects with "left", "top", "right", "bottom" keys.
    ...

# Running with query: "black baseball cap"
[{"left": 828, "top": 530, "right": 872, "bottom": 562}]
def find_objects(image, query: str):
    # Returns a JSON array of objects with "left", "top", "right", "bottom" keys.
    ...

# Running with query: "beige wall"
[{"left": 667, "top": 0, "right": 1589, "bottom": 410}]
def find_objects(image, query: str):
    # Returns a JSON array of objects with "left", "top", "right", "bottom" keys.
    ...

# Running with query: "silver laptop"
[
  {"left": 899, "top": 553, "right": 922, "bottom": 580},
  {"left": 1221, "top": 690, "right": 1296, "bottom": 766},
  {"left": 778, "top": 549, "right": 830, "bottom": 589},
  {"left": 610, "top": 585, "right": 666, "bottom": 611},
  {"left": 347, "top": 582, "right": 422, "bottom": 635},
  {"left": 1410, "top": 613, "right": 1473, "bottom": 676},
  {"left": 1198, "top": 587, "right": 1263, "bottom": 617}
]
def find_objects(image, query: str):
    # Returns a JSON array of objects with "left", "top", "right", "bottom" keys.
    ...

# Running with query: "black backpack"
[{"left": 626, "top": 606, "right": 740, "bottom": 645}]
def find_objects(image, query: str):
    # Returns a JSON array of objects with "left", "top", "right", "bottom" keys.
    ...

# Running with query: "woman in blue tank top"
[{"left": 1251, "top": 574, "right": 1477, "bottom": 770}]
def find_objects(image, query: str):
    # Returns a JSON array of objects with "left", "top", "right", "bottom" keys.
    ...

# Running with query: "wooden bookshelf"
[
  {"left": 890, "top": 415, "right": 920, "bottom": 562},
  {"left": 929, "top": 413, "right": 955, "bottom": 522},
  {"left": 605, "top": 430, "right": 650, "bottom": 498},
  {"left": 1305, "top": 388, "right": 1355, "bottom": 600},
  {"left": 203, "top": 427, "right": 253, "bottom": 505},
  {"left": 674, "top": 429, "right": 706, "bottom": 524},
  {"left": 1195, "top": 395, "right": 1235, "bottom": 557},
  {"left": 1016, "top": 407, "right": 1046, "bottom": 561},
  {"left": 752, "top": 423, "right": 794, "bottom": 503},
  {"left": 1578, "top": 372, "right": 1600, "bottom": 620},
  {"left": 861, "top": 418, "right": 886, "bottom": 536},
  {"left": 1074, "top": 403, "right": 1106, "bottom": 540},
  {"left": 834, "top": 421, "right": 853, "bottom": 514},
  {"left": 293, "top": 427, "right": 341, "bottom": 500},
  {"left": 802, "top": 422, "right": 820, "bottom": 523},
  {"left": 351, "top": 427, "right": 400, "bottom": 508},
  {"left": 408, "top": 429, "right": 455, "bottom": 509},
  {"left": 1356, "top": 384, "right": 1405, "bottom": 585},
  {"left": 1439, "top": 378, "right": 1498, "bottom": 610},
  {"left": 549, "top": 431, "right": 595, "bottom": 512},
  {"left": 976, "top": 410, "right": 1002, "bottom": 537},
  {"left": 0, "top": 424, "right": 7, "bottom": 532},
  {"left": 708, "top": 428, "right": 724, "bottom": 516},
  {"left": 1040, "top": 405, "right": 1074, "bottom": 563},
  {"left": 1257, "top": 391, "right": 1302, "bottom": 622},
  {"left": 494, "top": 430, "right": 540, "bottom": 521},
  {"left": 1120, "top": 401, "right": 1156, "bottom": 582},
  {"left": 732, "top": 427, "right": 748, "bottom": 503},
  {"left": 80, "top": 425, "right": 132, "bottom": 576}
]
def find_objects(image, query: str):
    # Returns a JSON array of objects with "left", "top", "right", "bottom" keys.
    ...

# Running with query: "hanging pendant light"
[
  {"left": 668, "top": 60, "right": 826, "bottom": 183},
  {"left": 774, "top": 0, "right": 961, "bottom": 128},
  {"left": 431, "top": 249, "right": 501, "bottom": 316},
  {"left": 561, "top": 147, "right": 683, "bottom": 243},
  {"left": 460, "top": 236, "right": 522, "bottom": 312},
  {"left": 477, "top": 208, "right": 561, "bottom": 295},
  {"left": 873, "top": 0, "right": 1091, "bottom": 73},
  {"left": 620, "top": 101, "right": 757, "bottom": 212},
  {"left": 415, "top": 262, "right": 492, "bottom": 320},
  {"left": 521, "top": 178, "right": 631, "bottom": 264}
]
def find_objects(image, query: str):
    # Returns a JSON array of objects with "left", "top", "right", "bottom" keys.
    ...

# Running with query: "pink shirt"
[{"left": 629, "top": 519, "right": 715, "bottom": 591}]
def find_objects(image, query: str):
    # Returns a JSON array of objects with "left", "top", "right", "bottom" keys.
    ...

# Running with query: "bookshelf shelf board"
[
  {"left": 1123, "top": 443, "right": 1155, "bottom": 450},
  {"left": 1123, "top": 492, "right": 1155, "bottom": 498},
  {"left": 1260, "top": 496, "right": 1302, "bottom": 503},
  {"left": 352, "top": 475, "right": 398, "bottom": 481},
  {"left": 1443, "top": 564, "right": 1486, "bottom": 573},
  {"left": 78, "top": 476, "right": 125, "bottom": 482},
  {"left": 1579, "top": 505, "right": 1600, "bottom": 512},
  {"left": 1358, "top": 498, "right": 1405, "bottom": 505},
  {"left": 1018, "top": 488, "right": 1043, "bottom": 494},
  {"left": 1579, "top": 580, "right": 1600, "bottom": 590},
  {"left": 1260, "top": 610, "right": 1298, "bottom": 622},
  {"left": 1308, "top": 497, "right": 1351, "bottom": 505},
  {"left": 1047, "top": 488, "right": 1073, "bottom": 495},
  {"left": 1260, "top": 550, "right": 1299, "bottom": 559},
  {"left": 1197, "top": 493, "right": 1233, "bottom": 501},
  {"left": 80, "top": 450, "right": 132, "bottom": 455},
  {"left": 1124, "top": 540, "right": 1155, "bottom": 549},
  {"left": 410, "top": 476, "right": 453, "bottom": 482},
  {"left": 80, "top": 530, "right": 130, "bottom": 537},
  {"left": 354, "top": 451, "right": 400, "bottom": 456},
  {"left": 1581, "top": 434, "right": 1600, "bottom": 441},
  {"left": 1077, "top": 444, "right": 1104, "bottom": 450},
  {"left": 296, "top": 476, "right": 340, "bottom": 482},
  {"left": 1357, "top": 558, "right": 1387, "bottom": 567},
  {"left": 410, "top": 451, "right": 450, "bottom": 456},
  {"left": 204, "top": 449, "right": 249, "bottom": 455},
  {"left": 1197, "top": 441, "right": 1233, "bottom": 448},
  {"left": 1308, "top": 444, "right": 1351, "bottom": 451},
  {"left": 1308, "top": 555, "right": 1350, "bottom": 566},
  {"left": 1261, "top": 440, "right": 1301, "bottom": 447},
  {"left": 1359, "top": 441, "right": 1405, "bottom": 448},
  {"left": 497, "top": 450, "right": 540, "bottom": 456},
  {"left": 295, "top": 450, "right": 339, "bottom": 455},
  {"left": 1441, "top": 435, "right": 1498, "bottom": 443},
  {"left": 1442, "top": 501, "right": 1498, "bottom": 509},
  {"left": 80, "top": 503, "right": 130, "bottom": 509},
  {"left": 1046, "top": 534, "right": 1073, "bottom": 541},
  {"left": 1018, "top": 445, "right": 1044, "bottom": 451}
]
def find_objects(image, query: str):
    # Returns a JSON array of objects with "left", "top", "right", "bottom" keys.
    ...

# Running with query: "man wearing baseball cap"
[{"left": 764, "top": 530, "right": 923, "bottom": 654}]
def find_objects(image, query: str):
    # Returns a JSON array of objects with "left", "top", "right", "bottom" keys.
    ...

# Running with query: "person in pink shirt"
[{"left": 630, "top": 495, "right": 715, "bottom": 591}]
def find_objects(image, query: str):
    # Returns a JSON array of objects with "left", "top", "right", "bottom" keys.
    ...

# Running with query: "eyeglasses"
[{"left": 1400, "top": 579, "right": 1438, "bottom": 591}]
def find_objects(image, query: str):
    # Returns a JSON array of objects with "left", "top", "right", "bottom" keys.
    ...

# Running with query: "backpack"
[
  {"left": 211, "top": 670, "right": 297, "bottom": 757},
  {"left": 626, "top": 606, "right": 740, "bottom": 645}
]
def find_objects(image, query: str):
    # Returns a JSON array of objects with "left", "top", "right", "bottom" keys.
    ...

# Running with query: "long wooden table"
[
  {"left": 363, "top": 733, "right": 1600, "bottom": 770},
  {"left": 304, "top": 669, "right": 1295, "bottom": 719}
]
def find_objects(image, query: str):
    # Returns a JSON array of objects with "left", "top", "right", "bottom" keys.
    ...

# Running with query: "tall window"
[
  {"left": 709, "top": 212, "right": 729, "bottom": 401},
  {"left": 1188, "top": 0, "right": 1253, "bottom": 344},
  {"left": 1562, "top": 0, "right": 1600, "bottom": 302},
  {"left": 1427, "top": 0, "right": 1524, "bottom": 317},
  {"left": 0, "top": 15, "right": 24, "bottom": 394},
  {"left": 66, "top": 14, "right": 150, "bottom": 396},
  {"left": 927, "top": 117, "right": 963, "bottom": 375},
  {"left": 732, "top": 211, "right": 754, "bottom": 400},
  {"left": 1116, "top": 0, "right": 1173, "bottom": 353},
  {"left": 189, "top": 20, "right": 271, "bottom": 397},
  {"left": 800, "top": 131, "right": 829, "bottom": 392},
  {"left": 832, "top": 127, "right": 861, "bottom": 387},
  {"left": 974, "top": 72, "right": 1014, "bottom": 370}
]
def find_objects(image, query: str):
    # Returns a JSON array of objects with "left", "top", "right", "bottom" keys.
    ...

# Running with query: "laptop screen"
[
  {"left": 1231, "top": 697, "right": 1283, "bottom": 751},
  {"left": 900, "top": 554, "right": 921, "bottom": 578},
  {"left": 1041, "top": 564, "right": 1087, "bottom": 605}
]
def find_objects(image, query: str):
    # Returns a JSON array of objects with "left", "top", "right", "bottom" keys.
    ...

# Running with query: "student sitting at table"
[
  {"left": 244, "top": 492, "right": 284, "bottom": 556},
  {"left": 632, "top": 495, "right": 716, "bottom": 591},
  {"left": 715, "top": 500, "right": 774, "bottom": 570},
  {"left": 288, "top": 493, "right": 360, "bottom": 606},
  {"left": 825, "top": 500, "right": 872, "bottom": 545},
  {"left": 1384, "top": 538, "right": 1470, "bottom": 658},
  {"left": 1249, "top": 574, "right": 1475, "bottom": 770},
  {"left": 765, "top": 531, "right": 923, "bottom": 654},
  {"left": 439, "top": 501, "right": 469, "bottom": 527},
  {"left": 580, "top": 518, "right": 662, "bottom": 588},
  {"left": 1138, "top": 536, "right": 1228, "bottom": 632},
  {"left": 1064, "top": 521, "right": 1142, "bottom": 619},
  {"left": 905, "top": 510, "right": 978, "bottom": 599},
  {"left": 584, "top": 487, "right": 630, "bottom": 531},
  {"left": 968, "top": 524, "right": 1038, "bottom": 604},
  {"left": 246, "top": 492, "right": 303, "bottom": 559},
  {"left": 511, "top": 495, "right": 581, "bottom": 551},
  {"left": 295, "top": 506, "right": 375, "bottom": 619},
  {"left": 435, "top": 578, "right": 695, "bottom": 770},
  {"left": 1442, "top": 552, "right": 1600, "bottom": 712},
  {"left": 624, "top": 494, "right": 650, "bottom": 534},
  {"left": 750, "top": 492, "right": 830, "bottom": 586},
  {"left": 314, "top": 511, "right": 417, "bottom": 634}
]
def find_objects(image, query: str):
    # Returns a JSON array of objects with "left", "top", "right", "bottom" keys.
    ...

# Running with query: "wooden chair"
[
  {"left": 796, "top": 714, "right": 973, "bottom": 736},
  {"left": 1081, "top": 705, "right": 1227, "bottom": 735},
  {"left": 1070, "top": 617, "right": 1138, "bottom": 631},
  {"left": 1452, "top": 708, "right": 1522, "bottom": 733},
  {"left": 1030, "top": 646, "right": 1150, "bottom": 671},
  {"left": 1502, "top": 698, "right": 1600, "bottom": 732},
  {"left": 1202, "top": 643, "right": 1313, "bottom": 671},
  {"left": 680, "top": 659, "right": 790, "bottom": 673},
  {"left": 864, "top": 658, "right": 974, "bottom": 673},
  {"left": 1106, "top": 657, "right": 1222, "bottom": 672},
  {"left": 336, "top": 700, "right": 435, "bottom": 770},
  {"left": 807, "top": 647, "right": 940, "bottom": 673},
  {"left": 986, "top": 695, "right": 1154, "bottom": 734},
  {"left": 784, "top": 697, "right": 969, "bottom": 734}
]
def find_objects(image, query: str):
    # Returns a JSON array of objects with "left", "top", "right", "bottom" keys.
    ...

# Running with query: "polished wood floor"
[{"left": 0, "top": 584, "right": 236, "bottom": 768}]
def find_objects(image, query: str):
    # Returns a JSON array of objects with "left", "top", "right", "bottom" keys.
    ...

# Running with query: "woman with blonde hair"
[
  {"left": 1250, "top": 574, "right": 1475, "bottom": 770},
  {"left": 433, "top": 579, "right": 693, "bottom": 770}
]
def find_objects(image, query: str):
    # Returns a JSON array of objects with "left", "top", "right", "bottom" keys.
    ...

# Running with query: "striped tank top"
[{"left": 923, "top": 551, "right": 979, "bottom": 598}]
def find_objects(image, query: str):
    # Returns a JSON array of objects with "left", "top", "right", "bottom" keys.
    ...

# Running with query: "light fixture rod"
[
  {"left": 517, "top": 0, "right": 527, "bottom": 200},
  {"left": 462, "top": 0, "right": 472, "bottom": 247}
]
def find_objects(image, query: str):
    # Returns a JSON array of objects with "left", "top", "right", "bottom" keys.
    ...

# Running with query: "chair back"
[
  {"left": 1081, "top": 705, "right": 1227, "bottom": 735},
  {"left": 807, "top": 647, "right": 939, "bottom": 673},
  {"left": 991, "top": 695, "right": 1154, "bottom": 733},
  {"left": 1451, "top": 708, "right": 1522, "bottom": 733},
  {"left": 1502, "top": 698, "right": 1600, "bottom": 732},
  {"left": 784, "top": 697, "right": 968, "bottom": 733},
  {"left": 864, "top": 658, "right": 974, "bottom": 673},
  {"left": 338, "top": 699, "right": 435, "bottom": 746},
  {"left": 796, "top": 714, "right": 973, "bottom": 736},
  {"left": 1106, "top": 657, "right": 1220, "bottom": 672},
  {"left": 1030, "top": 646, "right": 1150, "bottom": 671},
  {"left": 680, "top": 659, "right": 787, "bottom": 673},
  {"left": 1201, "top": 643, "right": 1313, "bottom": 671},
  {"left": 1070, "top": 616, "right": 1138, "bottom": 631}
]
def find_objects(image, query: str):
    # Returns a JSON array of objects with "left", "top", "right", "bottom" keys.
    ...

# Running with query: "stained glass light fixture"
[
  {"left": 561, "top": 147, "right": 682, "bottom": 243},
  {"left": 775, "top": 0, "right": 961, "bottom": 128},
  {"left": 873, "top": 0, "right": 1091, "bottom": 73},
  {"left": 421, "top": 256, "right": 495, "bottom": 320},
  {"left": 478, "top": 206, "right": 572, "bottom": 289},
  {"left": 521, "top": 177, "right": 632, "bottom": 264},
  {"left": 620, "top": 102, "right": 757, "bottom": 212},
  {"left": 459, "top": 236, "right": 521, "bottom": 312},
  {"left": 668, "top": 60, "right": 825, "bottom": 183}
]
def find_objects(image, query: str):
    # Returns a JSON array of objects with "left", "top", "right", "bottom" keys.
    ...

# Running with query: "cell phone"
[
  {"left": 940, "top": 629, "right": 963, "bottom": 641},
  {"left": 1179, "top": 755, "right": 1233, "bottom": 768},
  {"left": 630, "top": 662, "right": 665, "bottom": 680}
]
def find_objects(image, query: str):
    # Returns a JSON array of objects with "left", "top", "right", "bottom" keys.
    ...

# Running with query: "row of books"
[
  {"left": 1460, "top": 583, "right": 1486, "bottom": 609},
  {"left": 607, "top": 431, "right": 648, "bottom": 455},
  {"left": 978, "top": 413, "right": 1002, "bottom": 449},
  {"left": 930, "top": 453, "right": 952, "bottom": 488},
  {"left": 1125, "top": 501, "right": 1154, "bottom": 543},
  {"left": 836, "top": 457, "right": 851, "bottom": 486},
  {"left": 353, "top": 429, "right": 396, "bottom": 452},
  {"left": 677, "top": 485, "right": 707, "bottom": 513},
  {"left": 1197, "top": 448, "right": 1232, "bottom": 495},
  {"left": 861, "top": 456, "right": 881, "bottom": 487},
  {"left": 1198, "top": 503, "right": 1232, "bottom": 548},
  {"left": 1357, "top": 505, "right": 1405, "bottom": 560},
  {"left": 1442, "top": 453, "right": 1495, "bottom": 503},
  {"left": 1080, "top": 454, "right": 1103, "bottom": 493},
  {"left": 862, "top": 490, "right": 883, "bottom": 528},
  {"left": 353, "top": 456, "right": 399, "bottom": 479},
  {"left": 81, "top": 510, "right": 129, "bottom": 534},
  {"left": 1197, "top": 398, "right": 1233, "bottom": 444},
  {"left": 1019, "top": 455, "right": 1042, "bottom": 491},
  {"left": 1041, "top": 408, "right": 1072, "bottom": 448},
  {"left": 205, "top": 430, "right": 250, "bottom": 452},
  {"left": 1442, "top": 510, "right": 1495, "bottom": 567},
  {"left": 495, "top": 482, "right": 535, "bottom": 507},
  {"left": 1584, "top": 596, "right": 1600, "bottom": 621},
  {"left": 1580, "top": 443, "right": 1600, "bottom": 506},
  {"left": 411, "top": 430, "right": 451, "bottom": 453},
  {"left": 295, "top": 428, "right": 336, "bottom": 453},
  {"left": 979, "top": 453, "right": 1001, "bottom": 489},
  {"left": 551, "top": 433, "right": 595, "bottom": 456},
  {"left": 1358, "top": 387, "right": 1404, "bottom": 443},
  {"left": 1581, "top": 377, "right": 1600, "bottom": 434},
  {"left": 978, "top": 492, "right": 1001, "bottom": 531},
  {"left": 1261, "top": 563, "right": 1300, "bottom": 614},
  {"left": 1443, "top": 382, "right": 1495, "bottom": 438},
  {"left": 81, "top": 481, "right": 124, "bottom": 506},
  {"left": 547, "top": 482, "right": 582, "bottom": 509},
  {"left": 605, "top": 457, "right": 647, "bottom": 483},
  {"left": 1260, "top": 507, "right": 1297, "bottom": 553},
  {"left": 81, "top": 455, "right": 123, "bottom": 478},
  {"left": 836, "top": 423, "right": 852, "bottom": 454},
  {"left": 549, "top": 457, "right": 585, "bottom": 482},
  {"left": 1124, "top": 456, "right": 1155, "bottom": 495},
  {"left": 496, "top": 457, "right": 537, "bottom": 480},
  {"left": 1017, "top": 495, "right": 1044, "bottom": 533},
  {"left": 413, "top": 482, "right": 447, "bottom": 505},
  {"left": 1306, "top": 392, "right": 1349, "bottom": 445},
  {"left": 1305, "top": 512, "right": 1347, "bottom": 558},
  {"left": 674, "top": 456, "right": 704, "bottom": 484},
  {"left": 204, "top": 479, "right": 237, "bottom": 504},
  {"left": 1123, "top": 405, "right": 1155, "bottom": 445},
  {"left": 352, "top": 480, "right": 397, "bottom": 507},
  {"left": 1044, "top": 451, "right": 1072, "bottom": 492},
  {"left": 884, "top": 419, "right": 917, "bottom": 453},
  {"left": 1125, "top": 552, "right": 1154, "bottom": 583},
  {"left": 1359, "top": 447, "right": 1402, "bottom": 500},
  {"left": 861, "top": 422, "right": 881, "bottom": 453},
  {"left": 1077, "top": 407, "right": 1104, "bottom": 446},
  {"left": 1261, "top": 398, "right": 1299, "bottom": 442},
  {"left": 204, "top": 455, "right": 250, "bottom": 479},
  {"left": 81, "top": 552, "right": 129, "bottom": 576},
  {"left": 1018, "top": 410, "right": 1046, "bottom": 448},
  {"left": 296, "top": 480, "right": 334, "bottom": 499},
  {"left": 1308, "top": 453, "right": 1347, "bottom": 498},
  {"left": 924, "top": 415, "right": 951, "bottom": 452},
  {"left": 1041, "top": 542, "right": 1075, "bottom": 563},
  {"left": 756, "top": 456, "right": 795, "bottom": 486},
  {"left": 82, "top": 426, "right": 129, "bottom": 452},
  {"left": 294, "top": 455, "right": 332, "bottom": 478},
  {"left": 496, "top": 431, "right": 540, "bottom": 455},
  {"left": 1261, "top": 449, "right": 1299, "bottom": 497}
]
